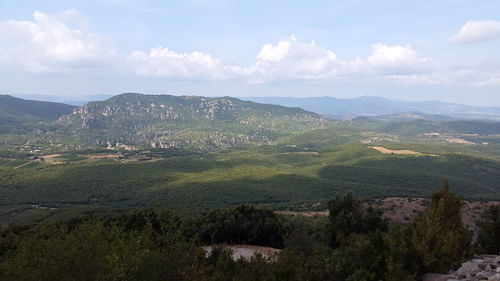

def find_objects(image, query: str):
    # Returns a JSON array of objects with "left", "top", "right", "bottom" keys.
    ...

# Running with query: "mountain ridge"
[
  {"left": 0, "top": 95, "right": 76, "bottom": 122},
  {"left": 55, "top": 93, "right": 329, "bottom": 149}
]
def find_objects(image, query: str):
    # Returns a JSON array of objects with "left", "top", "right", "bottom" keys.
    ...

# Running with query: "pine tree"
[{"left": 412, "top": 180, "right": 470, "bottom": 274}]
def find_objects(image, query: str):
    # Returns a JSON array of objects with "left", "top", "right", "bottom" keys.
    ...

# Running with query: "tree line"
[{"left": 0, "top": 181, "right": 499, "bottom": 281}]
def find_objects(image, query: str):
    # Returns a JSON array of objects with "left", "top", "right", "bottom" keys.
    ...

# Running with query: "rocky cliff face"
[
  {"left": 424, "top": 255, "right": 500, "bottom": 281},
  {"left": 56, "top": 93, "right": 329, "bottom": 149}
]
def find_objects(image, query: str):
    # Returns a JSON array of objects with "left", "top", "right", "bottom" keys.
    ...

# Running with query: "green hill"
[
  {"left": 0, "top": 95, "right": 75, "bottom": 134},
  {"left": 56, "top": 93, "right": 330, "bottom": 149},
  {"left": 0, "top": 95, "right": 75, "bottom": 122}
]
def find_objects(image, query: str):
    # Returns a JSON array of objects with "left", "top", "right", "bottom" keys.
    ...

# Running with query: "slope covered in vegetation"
[{"left": 1, "top": 187, "right": 497, "bottom": 281}]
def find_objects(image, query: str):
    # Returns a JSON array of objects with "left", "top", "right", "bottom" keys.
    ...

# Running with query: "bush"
[
  {"left": 327, "top": 192, "right": 387, "bottom": 246},
  {"left": 384, "top": 224, "right": 418, "bottom": 281},
  {"left": 476, "top": 205, "right": 500, "bottom": 254},
  {"left": 200, "top": 205, "right": 286, "bottom": 248}
]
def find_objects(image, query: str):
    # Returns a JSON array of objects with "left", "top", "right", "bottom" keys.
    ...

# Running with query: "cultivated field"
[{"left": 370, "top": 146, "right": 422, "bottom": 155}]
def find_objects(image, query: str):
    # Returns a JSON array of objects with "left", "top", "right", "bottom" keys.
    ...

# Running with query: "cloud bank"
[
  {"left": 450, "top": 20, "right": 500, "bottom": 44},
  {"left": 0, "top": 10, "right": 499, "bottom": 89},
  {"left": 127, "top": 36, "right": 433, "bottom": 82},
  {"left": 0, "top": 11, "right": 115, "bottom": 74}
]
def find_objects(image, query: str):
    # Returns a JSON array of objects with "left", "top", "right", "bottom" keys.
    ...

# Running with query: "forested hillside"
[{"left": 0, "top": 95, "right": 75, "bottom": 134}]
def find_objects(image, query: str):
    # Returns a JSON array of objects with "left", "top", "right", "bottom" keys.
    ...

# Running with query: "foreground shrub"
[
  {"left": 412, "top": 181, "right": 470, "bottom": 274},
  {"left": 476, "top": 205, "right": 500, "bottom": 254}
]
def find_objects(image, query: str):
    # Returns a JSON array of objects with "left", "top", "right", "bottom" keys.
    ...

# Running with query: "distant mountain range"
[
  {"left": 4, "top": 93, "right": 500, "bottom": 151},
  {"left": 243, "top": 96, "right": 500, "bottom": 120},
  {"left": 8, "top": 93, "right": 500, "bottom": 120}
]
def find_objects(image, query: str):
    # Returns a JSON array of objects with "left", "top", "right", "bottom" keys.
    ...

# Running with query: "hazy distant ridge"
[{"left": 244, "top": 96, "right": 500, "bottom": 120}]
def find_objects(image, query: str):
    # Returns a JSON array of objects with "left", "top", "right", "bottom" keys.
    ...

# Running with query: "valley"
[
  {"left": 1, "top": 141, "right": 500, "bottom": 224},
  {"left": 3, "top": 3, "right": 500, "bottom": 280},
  {"left": 2, "top": 93, "right": 500, "bottom": 224}
]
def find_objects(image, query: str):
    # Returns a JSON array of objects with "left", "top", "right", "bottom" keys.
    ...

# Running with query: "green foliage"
[
  {"left": 200, "top": 205, "right": 286, "bottom": 248},
  {"left": 272, "top": 250, "right": 299, "bottom": 281},
  {"left": 0, "top": 95, "right": 75, "bottom": 122},
  {"left": 283, "top": 216, "right": 328, "bottom": 256},
  {"left": 2, "top": 143, "right": 500, "bottom": 224},
  {"left": 0, "top": 208, "right": 289, "bottom": 281},
  {"left": 412, "top": 181, "right": 470, "bottom": 274},
  {"left": 0, "top": 221, "right": 204, "bottom": 281},
  {"left": 328, "top": 192, "right": 387, "bottom": 246},
  {"left": 383, "top": 224, "right": 418, "bottom": 281},
  {"left": 330, "top": 233, "right": 386, "bottom": 281},
  {"left": 476, "top": 205, "right": 500, "bottom": 254},
  {"left": 0, "top": 190, "right": 498, "bottom": 281},
  {"left": 0, "top": 95, "right": 75, "bottom": 135}
]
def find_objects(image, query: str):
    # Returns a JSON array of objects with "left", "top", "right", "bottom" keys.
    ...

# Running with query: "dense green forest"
[
  {"left": 1, "top": 186, "right": 499, "bottom": 281},
  {"left": 2, "top": 144, "right": 500, "bottom": 224},
  {"left": 2, "top": 94, "right": 500, "bottom": 227}
]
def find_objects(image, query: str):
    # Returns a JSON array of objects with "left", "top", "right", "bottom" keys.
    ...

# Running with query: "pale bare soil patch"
[
  {"left": 421, "top": 133, "right": 476, "bottom": 145},
  {"left": 40, "top": 154, "right": 70, "bottom": 165},
  {"left": 41, "top": 153, "right": 163, "bottom": 165},
  {"left": 202, "top": 245, "right": 281, "bottom": 261},
  {"left": 370, "top": 146, "right": 422, "bottom": 155},
  {"left": 42, "top": 153, "right": 121, "bottom": 164},
  {"left": 41, "top": 154, "right": 63, "bottom": 159},
  {"left": 275, "top": 210, "right": 328, "bottom": 217},
  {"left": 120, "top": 157, "right": 163, "bottom": 163},
  {"left": 446, "top": 137, "right": 475, "bottom": 145},
  {"left": 283, "top": 151, "right": 319, "bottom": 156},
  {"left": 87, "top": 153, "right": 122, "bottom": 160}
]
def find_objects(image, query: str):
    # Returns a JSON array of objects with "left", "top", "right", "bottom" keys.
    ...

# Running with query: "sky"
[{"left": 1, "top": 0, "right": 500, "bottom": 105}]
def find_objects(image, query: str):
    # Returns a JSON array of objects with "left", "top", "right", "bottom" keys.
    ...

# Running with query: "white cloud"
[
  {"left": 450, "top": 20, "right": 500, "bottom": 43},
  {"left": 248, "top": 38, "right": 433, "bottom": 81},
  {"left": 0, "top": 11, "right": 115, "bottom": 74},
  {"left": 462, "top": 60, "right": 500, "bottom": 86},
  {"left": 251, "top": 35, "right": 338, "bottom": 80},
  {"left": 0, "top": 11, "right": 435, "bottom": 85},
  {"left": 127, "top": 36, "right": 434, "bottom": 83},
  {"left": 365, "top": 44, "right": 433, "bottom": 75},
  {"left": 2, "top": 11, "right": 494, "bottom": 90},
  {"left": 127, "top": 47, "right": 245, "bottom": 80}
]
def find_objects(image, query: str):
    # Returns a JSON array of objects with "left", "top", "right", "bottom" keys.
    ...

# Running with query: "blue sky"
[{"left": 1, "top": 0, "right": 500, "bottom": 105}]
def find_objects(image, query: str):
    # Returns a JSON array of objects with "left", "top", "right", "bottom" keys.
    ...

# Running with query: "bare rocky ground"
[
  {"left": 423, "top": 255, "right": 500, "bottom": 281},
  {"left": 375, "top": 198, "right": 499, "bottom": 235},
  {"left": 278, "top": 198, "right": 499, "bottom": 234},
  {"left": 202, "top": 245, "right": 281, "bottom": 261}
]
